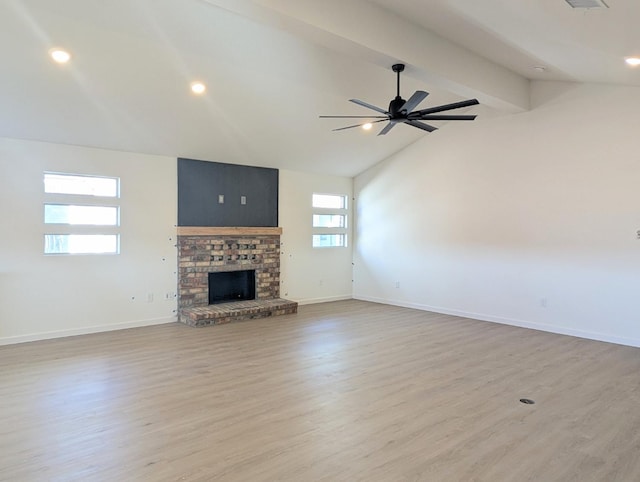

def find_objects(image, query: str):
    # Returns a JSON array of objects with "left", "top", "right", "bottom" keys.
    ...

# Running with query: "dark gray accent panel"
[{"left": 178, "top": 158, "right": 278, "bottom": 227}]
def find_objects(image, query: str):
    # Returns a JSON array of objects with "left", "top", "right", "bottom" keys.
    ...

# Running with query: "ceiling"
[{"left": 0, "top": 0, "right": 638, "bottom": 177}]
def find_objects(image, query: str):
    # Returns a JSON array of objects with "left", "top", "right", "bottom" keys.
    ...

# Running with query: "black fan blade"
[
  {"left": 406, "top": 120, "right": 437, "bottom": 132},
  {"left": 350, "top": 99, "right": 388, "bottom": 114},
  {"left": 409, "top": 114, "right": 477, "bottom": 121},
  {"left": 332, "top": 119, "right": 387, "bottom": 132},
  {"left": 377, "top": 122, "right": 397, "bottom": 136},
  {"left": 413, "top": 99, "right": 479, "bottom": 116},
  {"left": 319, "top": 115, "right": 388, "bottom": 119},
  {"left": 401, "top": 90, "right": 428, "bottom": 113}
]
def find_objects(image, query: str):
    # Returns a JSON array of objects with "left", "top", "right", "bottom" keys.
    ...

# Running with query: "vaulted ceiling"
[{"left": 1, "top": 0, "right": 638, "bottom": 176}]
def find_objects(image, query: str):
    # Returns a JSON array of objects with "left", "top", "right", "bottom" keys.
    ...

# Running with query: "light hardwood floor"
[{"left": 1, "top": 300, "right": 639, "bottom": 481}]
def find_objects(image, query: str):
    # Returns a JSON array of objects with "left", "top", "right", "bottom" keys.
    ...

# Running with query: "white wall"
[
  {"left": 279, "top": 169, "right": 353, "bottom": 304},
  {"left": 353, "top": 81, "right": 640, "bottom": 347},
  {"left": 0, "top": 138, "right": 178, "bottom": 344},
  {"left": 0, "top": 140, "right": 355, "bottom": 343}
]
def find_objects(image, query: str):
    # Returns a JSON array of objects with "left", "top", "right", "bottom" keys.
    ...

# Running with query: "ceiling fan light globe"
[
  {"left": 190, "top": 82, "right": 206, "bottom": 94},
  {"left": 49, "top": 48, "right": 71, "bottom": 63}
]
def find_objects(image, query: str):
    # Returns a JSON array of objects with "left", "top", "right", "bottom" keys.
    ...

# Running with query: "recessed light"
[
  {"left": 49, "top": 48, "right": 71, "bottom": 64},
  {"left": 362, "top": 123, "right": 373, "bottom": 130},
  {"left": 190, "top": 82, "right": 206, "bottom": 94},
  {"left": 625, "top": 57, "right": 640, "bottom": 67},
  {"left": 533, "top": 66, "right": 547, "bottom": 73}
]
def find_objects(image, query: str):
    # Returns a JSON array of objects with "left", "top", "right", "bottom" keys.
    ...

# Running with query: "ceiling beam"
[{"left": 202, "top": 0, "right": 530, "bottom": 113}]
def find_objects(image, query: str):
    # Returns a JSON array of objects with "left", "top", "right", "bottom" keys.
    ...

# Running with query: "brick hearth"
[
  {"left": 181, "top": 299, "right": 298, "bottom": 327},
  {"left": 177, "top": 227, "right": 297, "bottom": 327}
]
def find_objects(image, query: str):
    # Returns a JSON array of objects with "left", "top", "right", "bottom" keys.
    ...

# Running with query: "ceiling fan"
[{"left": 320, "top": 63, "right": 479, "bottom": 135}]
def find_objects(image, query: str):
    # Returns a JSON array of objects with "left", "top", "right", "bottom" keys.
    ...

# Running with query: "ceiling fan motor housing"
[{"left": 389, "top": 97, "right": 407, "bottom": 118}]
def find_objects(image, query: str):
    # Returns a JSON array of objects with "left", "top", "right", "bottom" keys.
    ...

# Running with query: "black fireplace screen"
[{"left": 208, "top": 270, "right": 256, "bottom": 304}]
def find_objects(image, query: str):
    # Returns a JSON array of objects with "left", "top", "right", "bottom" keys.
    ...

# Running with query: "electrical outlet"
[
  {"left": 146, "top": 292, "right": 154, "bottom": 303},
  {"left": 395, "top": 281, "right": 400, "bottom": 289},
  {"left": 540, "top": 298, "right": 547, "bottom": 308}
]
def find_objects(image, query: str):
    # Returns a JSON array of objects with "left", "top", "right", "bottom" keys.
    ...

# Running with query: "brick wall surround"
[{"left": 177, "top": 229, "right": 297, "bottom": 326}]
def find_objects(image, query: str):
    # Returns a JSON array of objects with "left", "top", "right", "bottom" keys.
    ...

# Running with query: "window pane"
[
  {"left": 44, "top": 234, "right": 119, "bottom": 254},
  {"left": 312, "top": 194, "right": 346, "bottom": 209},
  {"left": 44, "top": 173, "right": 119, "bottom": 197},
  {"left": 312, "top": 234, "right": 346, "bottom": 248},
  {"left": 313, "top": 214, "right": 346, "bottom": 228},
  {"left": 44, "top": 204, "right": 119, "bottom": 225}
]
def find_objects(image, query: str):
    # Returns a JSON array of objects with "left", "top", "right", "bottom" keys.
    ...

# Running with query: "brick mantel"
[{"left": 176, "top": 227, "right": 282, "bottom": 236}]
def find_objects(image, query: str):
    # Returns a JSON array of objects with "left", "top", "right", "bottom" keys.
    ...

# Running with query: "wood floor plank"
[{"left": 1, "top": 300, "right": 639, "bottom": 481}]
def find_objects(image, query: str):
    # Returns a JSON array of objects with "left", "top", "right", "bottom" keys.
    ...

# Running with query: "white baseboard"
[
  {"left": 353, "top": 295, "right": 640, "bottom": 348},
  {"left": 0, "top": 316, "right": 177, "bottom": 346},
  {"left": 295, "top": 295, "right": 353, "bottom": 306}
]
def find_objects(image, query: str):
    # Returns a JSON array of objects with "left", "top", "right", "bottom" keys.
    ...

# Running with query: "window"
[
  {"left": 312, "top": 214, "right": 346, "bottom": 228},
  {"left": 44, "top": 234, "right": 120, "bottom": 255},
  {"left": 44, "top": 173, "right": 119, "bottom": 197},
  {"left": 312, "top": 193, "right": 348, "bottom": 248},
  {"left": 43, "top": 172, "right": 121, "bottom": 255},
  {"left": 312, "top": 193, "right": 347, "bottom": 210},
  {"left": 44, "top": 204, "right": 119, "bottom": 225},
  {"left": 312, "top": 234, "right": 346, "bottom": 248}
]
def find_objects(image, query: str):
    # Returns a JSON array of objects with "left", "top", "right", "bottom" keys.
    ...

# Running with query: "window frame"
[
  {"left": 43, "top": 172, "right": 122, "bottom": 256},
  {"left": 44, "top": 234, "right": 121, "bottom": 255},
  {"left": 44, "top": 203, "right": 120, "bottom": 226},
  {"left": 44, "top": 172, "right": 120, "bottom": 197},
  {"left": 312, "top": 233, "right": 347, "bottom": 248},
  {"left": 312, "top": 193, "right": 348, "bottom": 248},
  {"left": 312, "top": 213, "right": 347, "bottom": 229}
]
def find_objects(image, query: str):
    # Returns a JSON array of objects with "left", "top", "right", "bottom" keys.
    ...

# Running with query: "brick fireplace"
[{"left": 177, "top": 227, "right": 297, "bottom": 327}]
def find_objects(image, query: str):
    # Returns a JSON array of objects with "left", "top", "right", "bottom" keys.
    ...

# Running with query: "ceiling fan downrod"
[
  {"left": 392, "top": 63, "right": 404, "bottom": 97},
  {"left": 390, "top": 63, "right": 406, "bottom": 118}
]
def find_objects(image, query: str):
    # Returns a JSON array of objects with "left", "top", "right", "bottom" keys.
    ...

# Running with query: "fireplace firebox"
[{"left": 208, "top": 270, "right": 256, "bottom": 304}]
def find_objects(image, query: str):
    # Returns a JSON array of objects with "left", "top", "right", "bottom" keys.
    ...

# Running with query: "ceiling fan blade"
[
  {"left": 350, "top": 99, "right": 388, "bottom": 114},
  {"left": 332, "top": 119, "right": 387, "bottom": 132},
  {"left": 409, "top": 114, "right": 477, "bottom": 121},
  {"left": 413, "top": 99, "right": 479, "bottom": 116},
  {"left": 401, "top": 90, "right": 428, "bottom": 113},
  {"left": 319, "top": 115, "right": 388, "bottom": 119},
  {"left": 377, "top": 122, "right": 397, "bottom": 136},
  {"left": 406, "top": 120, "right": 438, "bottom": 132}
]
